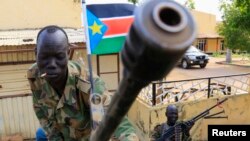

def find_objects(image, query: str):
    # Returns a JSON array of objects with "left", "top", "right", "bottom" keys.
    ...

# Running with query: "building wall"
[
  {"left": 191, "top": 10, "right": 217, "bottom": 34},
  {"left": 70, "top": 48, "right": 119, "bottom": 91},
  {"left": 0, "top": 45, "right": 35, "bottom": 64},
  {"left": 98, "top": 55, "right": 119, "bottom": 91},
  {"left": 191, "top": 10, "right": 225, "bottom": 53},
  {"left": 194, "top": 38, "right": 225, "bottom": 53},
  {"left": 0, "top": 0, "right": 82, "bottom": 30},
  {"left": 0, "top": 1, "right": 216, "bottom": 34},
  {"left": 206, "top": 38, "right": 219, "bottom": 53},
  {"left": 128, "top": 94, "right": 250, "bottom": 141},
  {"left": 0, "top": 95, "right": 40, "bottom": 139}
]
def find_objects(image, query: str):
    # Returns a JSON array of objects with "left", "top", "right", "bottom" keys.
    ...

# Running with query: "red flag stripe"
[{"left": 102, "top": 17, "right": 134, "bottom": 36}]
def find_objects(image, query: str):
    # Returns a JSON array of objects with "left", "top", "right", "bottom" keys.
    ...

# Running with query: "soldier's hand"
[{"left": 184, "top": 119, "right": 194, "bottom": 131}]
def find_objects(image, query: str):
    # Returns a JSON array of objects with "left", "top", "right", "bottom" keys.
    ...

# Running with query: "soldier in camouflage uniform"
[
  {"left": 151, "top": 105, "right": 193, "bottom": 141},
  {"left": 27, "top": 25, "right": 139, "bottom": 141}
]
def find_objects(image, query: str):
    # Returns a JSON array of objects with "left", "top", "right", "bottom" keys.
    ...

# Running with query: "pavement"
[
  {"left": 166, "top": 57, "right": 249, "bottom": 81},
  {"left": 212, "top": 57, "right": 250, "bottom": 68}
]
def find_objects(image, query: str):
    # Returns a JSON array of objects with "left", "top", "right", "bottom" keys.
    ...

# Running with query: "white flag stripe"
[
  {"left": 103, "top": 33, "right": 128, "bottom": 39},
  {"left": 100, "top": 15, "right": 134, "bottom": 21}
]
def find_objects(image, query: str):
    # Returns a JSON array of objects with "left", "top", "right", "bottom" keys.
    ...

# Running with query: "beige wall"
[
  {"left": 71, "top": 48, "right": 97, "bottom": 73},
  {"left": 0, "top": 0, "right": 217, "bottom": 34},
  {"left": 190, "top": 10, "right": 224, "bottom": 53},
  {"left": 206, "top": 38, "right": 218, "bottom": 53},
  {"left": 0, "top": 45, "right": 35, "bottom": 63},
  {"left": 71, "top": 49, "right": 120, "bottom": 91},
  {"left": 0, "top": 0, "right": 82, "bottom": 30},
  {"left": 0, "top": 96, "right": 40, "bottom": 139},
  {"left": 191, "top": 10, "right": 217, "bottom": 34},
  {"left": 98, "top": 55, "right": 119, "bottom": 90},
  {"left": 128, "top": 94, "right": 250, "bottom": 141},
  {"left": 193, "top": 38, "right": 225, "bottom": 53}
]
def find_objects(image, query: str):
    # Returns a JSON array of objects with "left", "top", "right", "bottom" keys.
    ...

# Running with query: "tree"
[
  {"left": 218, "top": 0, "right": 250, "bottom": 63},
  {"left": 128, "top": 0, "right": 139, "bottom": 5},
  {"left": 184, "top": 0, "right": 195, "bottom": 10}
]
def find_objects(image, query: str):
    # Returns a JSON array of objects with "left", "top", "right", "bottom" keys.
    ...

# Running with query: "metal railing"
[{"left": 138, "top": 73, "right": 250, "bottom": 106}]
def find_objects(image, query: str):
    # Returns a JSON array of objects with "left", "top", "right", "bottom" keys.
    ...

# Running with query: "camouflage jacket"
[
  {"left": 27, "top": 61, "right": 138, "bottom": 141},
  {"left": 151, "top": 121, "right": 191, "bottom": 141}
]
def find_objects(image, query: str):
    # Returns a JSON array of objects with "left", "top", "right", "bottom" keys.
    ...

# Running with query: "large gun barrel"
[
  {"left": 90, "top": 0, "right": 196, "bottom": 141},
  {"left": 192, "top": 98, "right": 228, "bottom": 121}
]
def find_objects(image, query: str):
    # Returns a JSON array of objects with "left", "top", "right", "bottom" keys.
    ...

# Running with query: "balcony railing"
[{"left": 138, "top": 73, "right": 250, "bottom": 106}]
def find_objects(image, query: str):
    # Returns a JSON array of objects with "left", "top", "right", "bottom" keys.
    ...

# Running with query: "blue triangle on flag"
[{"left": 86, "top": 9, "right": 108, "bottom": 53}]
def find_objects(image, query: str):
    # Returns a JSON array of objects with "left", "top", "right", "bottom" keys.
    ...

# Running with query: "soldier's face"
[
  {"left": 36, "top": 30, "right": 68, "bottom": 83},
  {"left": 166, "top": 108, "right": 178, "bottom": 125}
]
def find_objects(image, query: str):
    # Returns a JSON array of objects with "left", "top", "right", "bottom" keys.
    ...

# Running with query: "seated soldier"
[
  {"left": 151, "top": 104, "right": 194, "bottom": 141},
  {"left": 27, "top": 25, "right": 139, "bottom": 141}
]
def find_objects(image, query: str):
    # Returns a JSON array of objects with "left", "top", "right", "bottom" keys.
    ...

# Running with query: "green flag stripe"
[{"left": 92, "top": 36, "right": 126, "bottom": 54}]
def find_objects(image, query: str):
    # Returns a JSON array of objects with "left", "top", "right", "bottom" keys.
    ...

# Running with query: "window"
[
  {"left": 196, "top": 39, "right": 206, "bottom": 51},
  {"left": 220, "top": 40, "right": 224, "bottom": 51},
  {"left": 197, "top": 39, "right": 206, "bottom": 51}
]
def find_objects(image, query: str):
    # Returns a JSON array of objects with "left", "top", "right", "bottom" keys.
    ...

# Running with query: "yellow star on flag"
[{"left": 89, "top": 21, "right": 103, "bottom": 35}]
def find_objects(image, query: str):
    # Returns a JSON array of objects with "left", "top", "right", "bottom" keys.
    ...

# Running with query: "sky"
[
  {"left": 176, "top": 0, "right": 222, "bottom": 21},
  {"left": 86, "top": 0, "right": 223, "bottom": 21}
]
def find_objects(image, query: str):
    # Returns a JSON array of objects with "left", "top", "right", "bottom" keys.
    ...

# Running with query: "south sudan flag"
[{"left": 85, "top": 4, "right": 135, "bottom": 55}]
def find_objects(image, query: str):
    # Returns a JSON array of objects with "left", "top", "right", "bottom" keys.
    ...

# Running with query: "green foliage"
[
  {"left": 128, "top": 0, "right": 139, "bottom": 5},
  {"left": 218, "top": 0, "right": 250, "bottom": 53},
  {"left": 247, "top": 54, "right": 250, "bottom": 60},
  {"left": 241, "top": 52, "right": 250, "bottom": 60},
  {"left": 212, "top": 52, "right": 249, "bottom": 58},
  {"left": 212, "top": 52, "right": 221, "bottom": 57},
  {"left": 184, "top": 0, "right": 195, "bottom": 9}
]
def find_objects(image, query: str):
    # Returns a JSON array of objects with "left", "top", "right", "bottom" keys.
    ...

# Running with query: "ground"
[
  {"left": 216, "top": 57, "right": 250, "bottom": 67},
  {"left": 166, "top": 57, "right": 249, "bottom": 81}
]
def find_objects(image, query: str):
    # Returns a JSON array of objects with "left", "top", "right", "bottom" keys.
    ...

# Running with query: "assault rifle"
[
  {"left": 157, "top": 98, "right": 228, "bottom": 141},
  {"left": 90, "top": 0, "right": 197, "bottom": 140}
]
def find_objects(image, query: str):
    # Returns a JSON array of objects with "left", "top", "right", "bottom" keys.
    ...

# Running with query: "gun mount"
[{"left": 90, "top": 0, "right": 196, "bottom": 141}]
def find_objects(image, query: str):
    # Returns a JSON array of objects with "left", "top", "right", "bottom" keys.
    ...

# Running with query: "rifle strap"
[{"left": 161, "top": 123, "right": 168, "bottom": 137}]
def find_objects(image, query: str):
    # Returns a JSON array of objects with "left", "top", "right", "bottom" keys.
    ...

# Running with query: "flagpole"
[
  {"left": 81, "top": 0, "right": 97, "bottom": 129},
  {"left": 82, "top": 0, "right": 95, "bottom": 91}
]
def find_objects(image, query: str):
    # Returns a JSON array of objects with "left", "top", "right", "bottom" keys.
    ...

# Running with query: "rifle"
[
  {"left": 157, "top": 98, "right": 228, "bottom": 141},
  {"left": 90, "top": 0, "right": 197, "bottom": 140}
]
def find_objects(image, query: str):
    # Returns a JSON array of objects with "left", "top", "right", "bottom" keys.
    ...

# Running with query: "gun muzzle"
[
  {"left": 90, "top": 0, "right": 196, "bottom": 141},
  {"left": 123, "top": 0, "right": 196, "bottom": 81}
]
